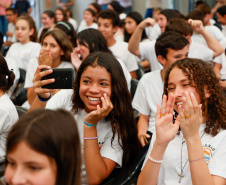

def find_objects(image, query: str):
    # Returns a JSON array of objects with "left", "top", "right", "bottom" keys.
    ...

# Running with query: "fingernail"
[
  {"left": 101, "top": 97, "right": 104, "bottom": 100},
  {"left": 104, "top": 93, "right": 107, "bottom": 96},
  {"left": 185, "top": 91, "right": 188, "bottom": 95},
  {"left": 191, "top": 92, "right": 194, "bottom": 97},
  {"left": 51, "top": 79, "right": 55, "bottom": 82}
]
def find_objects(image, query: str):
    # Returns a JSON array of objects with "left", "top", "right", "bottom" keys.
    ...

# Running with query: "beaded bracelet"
[
  {"left": 38, "top": 95, "right": 51, "bottom": 102},
  {"left": 82, "top": 136, "right": 98, "bottom": 140},
  {"left": 148, "top": 156, "right": 163, "bottom": 164},
  {"left": 189, "top": 156, "right": 205, "bottom": 162},
  {"left": 84, "top": 121, "right": 97, "bottom": 128}
]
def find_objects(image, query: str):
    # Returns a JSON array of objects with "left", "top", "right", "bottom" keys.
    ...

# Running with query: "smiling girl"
[
  {"left": 38, "top": 10, "right": 56, "bottom": 43},
  {"left": 30, "top": 52, "right": 140, "bottom": 184},
  {"left": 138, "top": 58, "right": 226, "bottom": 185},
  {"left": 6, "top": 16, "right": 41, "bottom": 71}
]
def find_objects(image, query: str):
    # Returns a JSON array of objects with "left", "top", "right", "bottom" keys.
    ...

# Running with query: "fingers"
[
  {"left": 160, "top": 95, "right": 167, "bottom": 117},
  {"left": 33, "top": 66, "right": 53, "bottom": 83}
]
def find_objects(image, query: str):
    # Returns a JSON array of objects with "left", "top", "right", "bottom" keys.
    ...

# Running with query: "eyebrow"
[
  {"left": 82, "top": 76, "right": 110, "bottom": 82},
  {"left": 168, "top": 79, "right": 189, "bottom": 85}
]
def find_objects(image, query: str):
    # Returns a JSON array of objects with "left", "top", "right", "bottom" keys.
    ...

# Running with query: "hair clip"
[{"left": 57, "top": 22, "right": 71, "bottom": 30}]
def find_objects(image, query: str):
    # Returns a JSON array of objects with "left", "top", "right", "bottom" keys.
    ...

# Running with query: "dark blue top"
[{"left": 15, "top": 0, "right": 31, "bottom": 16}]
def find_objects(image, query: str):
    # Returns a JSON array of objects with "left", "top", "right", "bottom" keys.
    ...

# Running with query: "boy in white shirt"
[
  {"left": 97, "top": 9, "right": 138, "bottom": 79},
  {"left": 133, "top": 31, "right": 189, "bottom": 146}
]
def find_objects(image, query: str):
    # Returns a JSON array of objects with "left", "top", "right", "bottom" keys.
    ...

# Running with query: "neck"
[
  {"left": 86, "top": 21, "right": 93, "bottom": 26},
  {"left": 0, "top": 89, "right": 5, "bottom": 97},
  {"left": 52, "top": 58, "right": 62, "bottom": 68},
  {"left": 160, "top": 68, "right": 167, "bottom": 82},
  {"left": 107, "top": 37, "right": 116, "bottom": 47}
]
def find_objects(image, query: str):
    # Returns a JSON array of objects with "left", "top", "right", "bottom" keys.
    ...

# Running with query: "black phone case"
[{"left": 41, "top": 68, "right": 74, "bottom": 89}]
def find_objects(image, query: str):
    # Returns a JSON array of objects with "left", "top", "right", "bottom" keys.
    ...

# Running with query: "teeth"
[
  {"left": 177, "top": 102, "right": 183, "bottom": 105},
  {"left": 88, "top": 97, "right": 100, "bottom": 102}
]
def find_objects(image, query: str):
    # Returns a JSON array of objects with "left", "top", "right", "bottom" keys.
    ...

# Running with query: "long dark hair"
[
  {"left": 164, "top": 58, "right": 226, "bottom": 136},
  {"left": 0, "top": 54, "right": 15, "bottom": 92},
  {"left": 72, "top": 52, "right": 140, "bottom": 172},
  {"left": 124, "top": 11, "right": 147, "bottom": 42},
  {"left": 77, "top": 28, "right": 112, "bottom": 54},
  {"left": 6, "top": 109, "right": 81, "bottom": 185}
]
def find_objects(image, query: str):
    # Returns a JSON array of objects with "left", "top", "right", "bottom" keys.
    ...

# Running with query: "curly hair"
[
  {"left": 164, "top": 58, "right": 226, "bottom": 136},
  {"left": 71, "top": 52, "right": 140, "bottom": 173}
]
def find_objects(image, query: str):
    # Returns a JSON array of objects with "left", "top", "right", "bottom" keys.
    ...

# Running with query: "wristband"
[
  {"left": 82, "top": 136, "right": 98, "bottom": 140},
  {"left": 189, "top": 156, "right": 205, "bottom": 162},
  {"left": 148, "top": 156, "right": 163, "bottom": 164},
  {"left": 84, "top": 121, "right": 97, "bottom": 128},
  {"left": 38, "top": 95, "right": 51, "bottom": 102}
]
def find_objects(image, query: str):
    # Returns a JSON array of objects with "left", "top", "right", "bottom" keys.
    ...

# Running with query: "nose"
[
  {"left": 174, "top": 86, "right": 183, "bottom": 98},
  {"left": 89, "top": 83, "right": 100, "bottom": 94},
  {"left": 98, "top": 25, "right": 104, "bottom": 32},
  {"left": 11, "top": 168, "right": 27, "bottom": 184}
]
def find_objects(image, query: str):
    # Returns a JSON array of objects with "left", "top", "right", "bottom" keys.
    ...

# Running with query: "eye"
[
  {"left": 183, "top": 83, "right": 190, "bottom": 87},
  {"left": 168, "top": 87, "right": 175, "bottom": 91},
  {"left": 100, "top": 82, "right": 108, "bottom": 86},
  {"left": 7, "top": 161, "right": 16, "bottom": 168},
  {"left": 83, "top": 80, "right": 90, "bottom": 84},
  {"left": 29, "top": 165, "right": 41, "bottom": 171},
  {"left": 50, "top": 44, "right": 56, "bottom": 48}
]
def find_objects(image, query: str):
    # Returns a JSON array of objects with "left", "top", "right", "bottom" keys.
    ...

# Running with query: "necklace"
[{"left": 178, "top": 132, "right": 205, "bottom": 183}]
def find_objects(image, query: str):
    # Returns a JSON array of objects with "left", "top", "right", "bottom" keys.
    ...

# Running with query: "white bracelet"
[{"left": 148, "top": 156, "right": 163, "bottom": 164}]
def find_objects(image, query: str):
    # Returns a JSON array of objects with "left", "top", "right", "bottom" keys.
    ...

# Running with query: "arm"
[
  {"left": 28, "top": 65, "right": 55, "bottom": 112},
  {"left": 137, "top": 114, "right": 150, "bottom": 147},
  {"left": 130, "top": 71, "right": 137, "bottom": 79},
  {"left": 140, "top": 60, "right": 150, "bottom": 69},
  {"left": 188, "top": 19, "right": 224, "bottom": 58},
  {"left": 138, "top": 94, "right": 180, "bottom": 185},
  {"left": 179, "top": 91, "right": 226, "bottom": 185},
  {"left": 128, "top": 18, "right": 155, "bottom": 57},
  {"left": 0, "top": 1, "right": 11, "bottom": 8},
  {"left": 83, "top": 94, "right": 116, "bottom": 184},
  {"left": 213, "top": 63, "right": 222, "bottom": 79},
  {"left": 64, "top": 0, "right": 74, "bottom": 7}
]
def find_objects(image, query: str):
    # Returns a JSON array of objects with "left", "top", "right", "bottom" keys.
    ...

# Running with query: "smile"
[{"left": 88, "top": 97, "right": 101, "bottom": 102}]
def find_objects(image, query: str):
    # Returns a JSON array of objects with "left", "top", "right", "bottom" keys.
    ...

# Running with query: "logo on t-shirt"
[{"left": 203, "top": 144, "right": 215, "bottom": 164}]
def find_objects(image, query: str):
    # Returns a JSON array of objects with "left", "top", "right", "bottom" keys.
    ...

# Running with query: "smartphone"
[{"left": 41, "top": 68, "right": 74, "bottom": 89}]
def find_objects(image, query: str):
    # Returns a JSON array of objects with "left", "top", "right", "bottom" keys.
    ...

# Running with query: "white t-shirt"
[
  {"left": 145, "top": 0, "right": 162, "bottom": 9},
  {"left": 6, "top": 42, "right": 41, "bottom": 71},
  {"left": 7, "top": 22, "right": 16, "bottom": 42},
  {"left": 222, "top": 25, "right": 226, "bottom": 38},
  {"left": 97, "top": 0, "right": 112, "bottom": 5},
  {"left": 0, "top": 94, "right": 18, "bottom": 160},
  {"left": 191, "top": 26, "right": 226, "bottom": 49},
  {"left": 116, "top": 58, "right": 131, "bottom": 90},
  {"left": 77, "top": 21, "right": 98, "bottom": 33},
  {"left": 24, "top": 57, "right": 74, "bottom": 88},
  {"left": 132, "top": 70, "right": 163, "bottom": 133},
  {"left": 69, "top": 17, "right": 78, "bottom": 31},
  {"left": 139, "top": 40, "right": 214, "bottom": 72},
  {"left": 116, "top": 0, "right": 132, "bottom": 8},
  {"left": 5, "top": 57, "right": 20, "bottom": 97},
  {"left": 143, "top": 124, "right": 226, "bottom": 184},
  {"left": 46, "top": 89, "right": 123, "bottom": 185},
  {"left": 109, "top": 40, "right": 138, "bottom": 72},
  {"left": 214, "top": 52, "right": 226, "bottom": 79},
  {"left": 145, "top": 23, "right": 161, "bottom": 40}
]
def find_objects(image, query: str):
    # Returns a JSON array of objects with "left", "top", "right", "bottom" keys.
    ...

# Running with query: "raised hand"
[
  {"left": 187, "top": 19, "right": 204, "bottom": 34},
  {"left": 38, "top": 49, "right": 52, "bottom": 67},
  {"left": 84, "top": 93, "right": 114, "bottom": 126},
  {"left": 33, "top": 65, "right": 55, "bottom": 99},
  {"left": 155, "top": 94, "right": 180, "bottom": 147},
  {"left": 139, "top": 18, "right": 156, "bottom": 29},
  {"left": 177, "top": 91, "right": 202, "bottom": 141},
  {"left": 71, "top": 48, "right": 82, "bottom": 70}
]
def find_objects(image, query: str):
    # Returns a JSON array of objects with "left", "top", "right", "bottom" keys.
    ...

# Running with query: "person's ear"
[
  {"left": 113, "top": 25, "right": 119, "bottom": 34},
  {"left": 29, "top": 28, "right": 34, "bottom": 36},
  {"left": 61, "top": 50, "right": 64, "bottom": 56},
  {"left": 157, "top": 55, "right": 166, "bottom": 66},
  {"left": 204, "top": 86, "right": 211, "bottom": 98}
]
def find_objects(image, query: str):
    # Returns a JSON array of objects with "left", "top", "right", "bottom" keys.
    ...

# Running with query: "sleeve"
[
  {"left": 46, "top": 89, "right": 73, "bottom": 111},
  {"left": 100, "top": 132, "right": 123, "bottom": 167},
  {"left": 208, "top": 134, "right": 226, "bottom": 179},
  {"left": 125, "top": 51, "right": 138, "bottom": 72},
  {"left": 139, "top": 41, "right": 154, "bottom": 60},
  {"left": 0, "top": 109, "right": 12, "bottom": 160},
  {"left": 132, "top": 75, "right": 150, "bottom": 115},
  {"left": 24, "top": 58, "right": 38, "bottom": 88},
  {"left": 5, "top": 43, "right": 15, "bottom": 58}
]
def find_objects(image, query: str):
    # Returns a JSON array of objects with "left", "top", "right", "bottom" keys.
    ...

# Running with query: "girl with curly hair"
[{"left": 138, "top": 58, "right": 226, "bottom": 185}]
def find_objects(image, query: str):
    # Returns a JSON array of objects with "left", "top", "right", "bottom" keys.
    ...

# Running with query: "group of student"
[{"left": 0, "top": 0, "right": 226, "bottom": 185}]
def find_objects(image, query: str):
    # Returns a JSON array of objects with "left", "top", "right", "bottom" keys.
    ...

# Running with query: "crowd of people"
[{"left": 0, "top": 0, "right": 226, "bottom": 185}]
